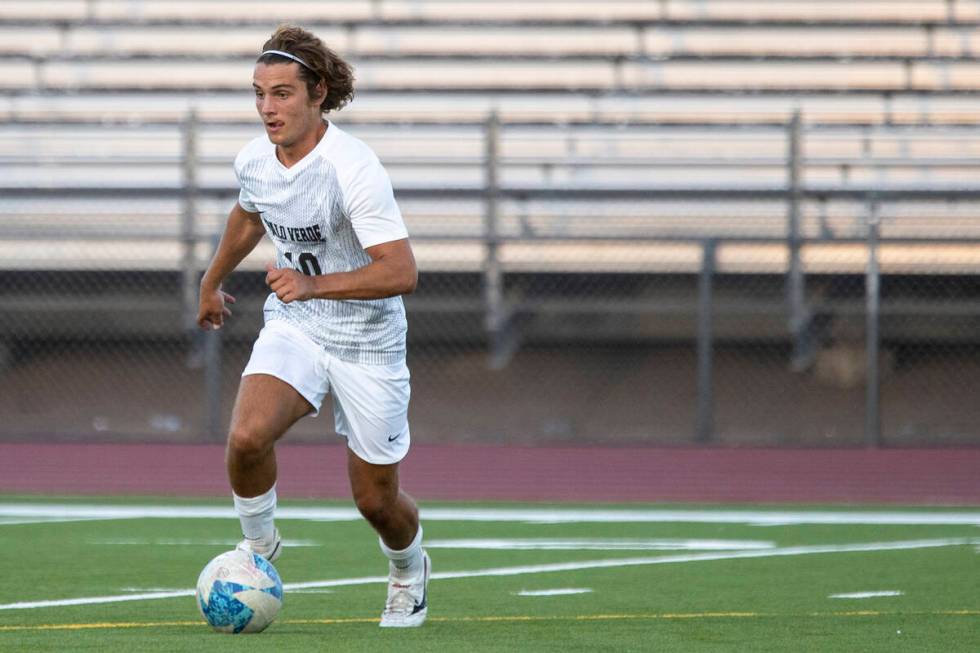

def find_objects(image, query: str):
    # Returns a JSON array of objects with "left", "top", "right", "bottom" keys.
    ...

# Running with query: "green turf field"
[{"left": 0, "top": 497, "right": 978, "bottom": 652}]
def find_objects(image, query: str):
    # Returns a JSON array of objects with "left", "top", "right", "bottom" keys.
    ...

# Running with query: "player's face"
[{"left": 252, "top": 63, "right": 322, "bottom": 149}]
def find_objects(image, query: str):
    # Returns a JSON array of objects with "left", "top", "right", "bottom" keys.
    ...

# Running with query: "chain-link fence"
[{"left": 2, "top": 114, "right": 980, "bottom": 446}]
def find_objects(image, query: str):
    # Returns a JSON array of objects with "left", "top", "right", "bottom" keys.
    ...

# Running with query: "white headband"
[{"left": 259, "top": 49, "right": 313, "bottom": 71}]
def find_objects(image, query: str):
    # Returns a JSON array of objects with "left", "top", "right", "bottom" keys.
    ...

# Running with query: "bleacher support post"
[
  {"left": 695, "top": 239, "right": 716, "bottom": 443},
  {"left": 181, "top": 108, "right": 199, "bottom": 336},
  {"left": 483, "top": 111, "right": 517, "bottom": 369},
  {"left": 786, "top": 110, "right": 811, "bottom": 371},
  {"left": 865, "top": 195, "right": 882, "bottom": 447},
  {"left": 204, "top": 290, "right": 223, "bottom": 442},
  {"left": 181, "top": 108, "right": 222, "bottom": 440}
]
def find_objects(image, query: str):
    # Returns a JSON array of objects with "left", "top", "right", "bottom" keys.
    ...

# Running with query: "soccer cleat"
[
  {"left": 236, "top": 528, "right": 282, "bottom": 563},
  {"left": 379, "top": 550, "right": 430, "bottom": 628}
]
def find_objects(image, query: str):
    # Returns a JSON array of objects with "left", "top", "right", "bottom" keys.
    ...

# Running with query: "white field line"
[
  {"left": 0, "top": 537, "right": 970, "bottom": 611},
  {"left": 420, "top": 538, "right": 974, "bottom": 583},
  {"left": 2, "top": 503, "right": 980, "bottom": 526},
  {"left": 0, "top": 517, "right": 114, "bottom": 526},
  {"left": 92, "top": 538, "right": 321, "bottom": 548},
  {"left": 829, "top": 591, "right": 905, "bottom": 599},
  {"left": 0, "top": 589, "right": 199, "bottom": 610},
  {"left": 95, "top": 537, "right": 772, "bottom": 552},
  {"left": 0, "top": 504, "right": 354, "bottom": 522},
  {"left": 426, "top": 538, "right": 776, "bottom": 551},
  {"left": 516, "top": 589, "right": 593, "bottom": 596}
]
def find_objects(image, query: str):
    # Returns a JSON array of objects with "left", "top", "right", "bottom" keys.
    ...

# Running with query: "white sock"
[
  {"left": 233, "top": 485, "right": 277, "bottom": 545},
  {"left": 379, "top": 526, "right": 424, "bottom": 579}
]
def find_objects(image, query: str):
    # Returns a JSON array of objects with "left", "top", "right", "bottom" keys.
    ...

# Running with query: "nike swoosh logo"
[
  {"left": 411, "top": 557, "right": 429, "bottom": 614},
  {"left": 387, "top": 434, "right": 401, "bottom": 442}
]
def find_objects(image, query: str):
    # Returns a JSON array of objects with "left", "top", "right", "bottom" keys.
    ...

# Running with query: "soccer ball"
[{"left": 196, "top": 549, "right": 283, "bottom": 634}]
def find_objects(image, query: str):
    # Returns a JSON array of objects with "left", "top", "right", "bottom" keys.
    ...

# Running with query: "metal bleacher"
[{"left": 3, "top": 0, "right": 980, "bottom": 365}]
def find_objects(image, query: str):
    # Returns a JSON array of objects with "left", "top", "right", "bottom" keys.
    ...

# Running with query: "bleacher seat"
[
  {"left": 376, "top": 1, "right": 664, "bottom": 22},
  {"left": 350, "top": 26, "right": 639, "bottom": 57},
  {"left": 3, "top": 0, "right": 974, "bottom": 24},
  {"left": 40, "top": 60, "right": 251, "bottom": 90},
  {"left": 6, "top": 56, "right": 970, "bottom": 96},
  {"left": 5, "top": 21, "right": 972, "bottom": 60},
  {"left": 28, "top": 58, "right": 977, "bottom": 93},
  {"left": 88, "top": 0, "right": 373, "bottom": 22},
  {"left": 662, "top": 0, "right": 958, "bottom": 22},
  {"left": 624, "top": 60, "right": 909, "bottom": 91},
  {"left": 912, "top": 61, "right": 980, "bottom": 90},
  {"left": 0, "top": 62, "right": 34, "bottom": 90},
  {"left": 0, "top": 27, "right": 62, "bottom": 55},
  {"left": 354, "top": 59, "right": 619, "bottom": 91},
  {"left": 62, "top": 26, "right": 301, "bottom": 56},
  {"left": 643, "top": 27, "right": 934, "bottom": 57},
  {"left": 0, "top": 1, "right": 87, "bottom": 21}
]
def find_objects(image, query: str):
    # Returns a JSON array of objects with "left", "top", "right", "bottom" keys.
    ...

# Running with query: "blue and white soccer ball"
[{"left": 196, "top": 549, "right": 283, "bottom": 634}]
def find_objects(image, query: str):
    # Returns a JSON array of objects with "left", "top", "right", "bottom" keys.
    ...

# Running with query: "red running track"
[{"left": 1, "top": 443, "right": 978, "bottom": 505}]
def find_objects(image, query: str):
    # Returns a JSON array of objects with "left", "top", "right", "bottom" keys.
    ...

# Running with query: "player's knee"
[
  {"left": 226, "top": 424, "right": 275, "bottom": 462},
  {"left": 353, "top": 491, "right": 392, "bottom": 527}
]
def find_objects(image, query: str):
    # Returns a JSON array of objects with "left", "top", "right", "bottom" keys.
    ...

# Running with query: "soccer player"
[{"left": 196, "top": 25, "right": 429, "bottom": 628}]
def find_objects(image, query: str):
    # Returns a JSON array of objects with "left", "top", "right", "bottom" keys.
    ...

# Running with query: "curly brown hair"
[{"left": 258, "top": 25, "right": 355, "bottom": 113}]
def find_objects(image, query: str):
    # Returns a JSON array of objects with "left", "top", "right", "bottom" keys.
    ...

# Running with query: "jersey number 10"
[{"left": 284, "top": 251, "right": 323, "bottom": 276}]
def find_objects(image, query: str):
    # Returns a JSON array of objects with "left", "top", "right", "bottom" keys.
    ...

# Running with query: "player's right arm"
[{"left": 197, "top": 202, "right": 266, "bottom": 330}]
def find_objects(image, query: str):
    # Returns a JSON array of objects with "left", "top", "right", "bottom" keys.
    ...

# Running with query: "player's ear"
[{"left": 311, "top": 81, "right": 327, "bottom": 105}]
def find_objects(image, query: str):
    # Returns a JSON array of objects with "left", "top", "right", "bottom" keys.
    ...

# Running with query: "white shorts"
[{"left": 241, "top": 320, "right": 411, "bottom": 465}]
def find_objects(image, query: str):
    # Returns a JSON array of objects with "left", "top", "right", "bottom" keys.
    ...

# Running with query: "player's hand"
[
  {"left": 265, "top": 263, "right": 316, "bottom": 303},
  {"left": 197, "top": 285, "right": 236, "bottom": 331}
]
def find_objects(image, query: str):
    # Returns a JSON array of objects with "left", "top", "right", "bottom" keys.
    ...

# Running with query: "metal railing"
[{"left": 3, "top": 111, "right": 980, "bottom": 445}]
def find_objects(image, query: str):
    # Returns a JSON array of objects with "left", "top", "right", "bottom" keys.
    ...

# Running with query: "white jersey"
[{"left": 235, "top": 122, "right": 409, "bottom": 365}]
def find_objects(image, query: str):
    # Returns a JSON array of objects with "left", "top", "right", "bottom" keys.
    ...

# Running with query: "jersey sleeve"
[
  {"left": 234, "top": 166, "right": 259, "bottom": 213},
  {"left": 237, "top": 188, "right": 258, "bottom": 214},
  {"left": 233, "top": 143, "right": 261, "bottom": 214},
  {"left": 343, "top": 158, "right": 409, "bottom": 249}
]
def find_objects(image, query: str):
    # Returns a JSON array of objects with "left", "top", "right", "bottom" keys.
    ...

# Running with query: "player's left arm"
[{"left": 265, "top": 237, "right": 417, "bottom": 303}]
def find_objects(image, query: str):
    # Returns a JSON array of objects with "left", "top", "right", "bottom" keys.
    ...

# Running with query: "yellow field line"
[
  {"left": 0, "top": 620, "right": 204, "bottom": 632},
  {"left": 1, "top": 610, "right": 978, "bottom": 633}
]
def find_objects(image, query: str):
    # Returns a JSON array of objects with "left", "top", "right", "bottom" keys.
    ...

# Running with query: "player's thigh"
[
  {"left": 229, "top": 373, "right": 313, "bottom": 445},
  {"left": 231, "top": 319, "right": 329, "bottom": 446}
]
